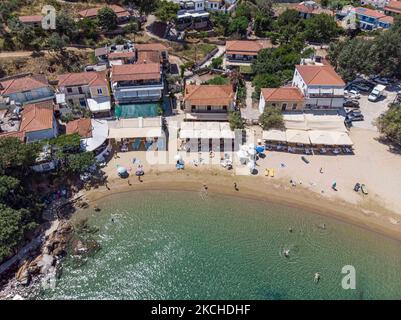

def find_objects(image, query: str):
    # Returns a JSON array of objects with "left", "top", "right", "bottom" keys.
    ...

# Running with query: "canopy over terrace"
[
  {"left": 81, "top": 119, "right": 109, "bottom": 152},
  {"left": 179, "top": 122, "right": 235, "bottom": 139},
  {"left": 283, "top": 114, "right": 347, "bottom": 132},
  {"left": 309, "top": 130, "right": 353, "bottom": 146},
  {"left": 262, "top": 129, "right": 286, "bottom": 142},
  {"left": 286, "top": 129, "right": 310, "bottom": 145},
  {"left": 108, "top": 117, "right": 163, "bottom": 139}
]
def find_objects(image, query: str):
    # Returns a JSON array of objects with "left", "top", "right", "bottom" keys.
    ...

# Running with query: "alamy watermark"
[
  {"left": 341, "top": 265, "right": 356, "bottom": 290},
  {"left": 41, "top": 5, "right": 56, "bottom": 30}
]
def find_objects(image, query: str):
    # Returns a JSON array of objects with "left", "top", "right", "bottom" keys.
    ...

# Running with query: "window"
[
  {"left": 207, "top": 105, "right": 212, "bottom": 111},
  {"left": 191, "top": 105, "right": 196, "bottom": 112},
  {"left": 67, "top": 87, "right": 72, "bottom": 93},
  {"left": 79, "top": 98, "right": 86, "bottom": 107},
  {"left": 281, "top": 103, "right": 287, "bottom": 111},
  {"left": 68, "top": 99, "right": 74, "bottom": 106},
  {"left": 271, "top": 103, "right": 276, "bottom": 107},
  {"left": 222, "top": 106, "right": 227, "bottom": 111},
  {"left": 292, "top": 103, "right": 297, "bottom": 110},
  {"left": 78, "top": 87, "right": 83, "bottom": 94},
  {"left": 97, "top": 88, "right": 103, "bottom": 95}
]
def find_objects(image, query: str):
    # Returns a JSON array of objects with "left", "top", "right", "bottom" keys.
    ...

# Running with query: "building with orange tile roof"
[
  {"left": 384, "top": 0, "right": 401, "bottom": 15},
  {"left": 65, "top": 118, "right": 93, "bottom": 138},
  {"left": 259, "top": 87, "right": 305, "bottom": 114},
  {"left": 352, "top": 7, "right": 394, "bottom": 30},
  {"left": 57, "top": 71, "right": 111, "bottom": 115},
  {"left": 78, "top": 5, "right": 130, "bottom": 23},
  {"left": 183, "top": 84, "right": 235, "bottom": 121},
  {"left": 292, "top": 65, "right": 345, "bottom": 109},
  {"left": 0, "top": 74, "right": 54, "bottom": 105},
  {"left": 0, "top": 131, "right": 26, "bottom": 142},
  {"left": 225, "top": 40, "right": 264, "bottom": 64},
  {"left": 293, "top": 1, "right": 334, "bottom": 19},
  {"left": 18, "top": 15, "right": 43, "bottom": 27},
  {"left": 110, "top": 63, "right": 163, "bottom": 105},
  {"left": 20, "top": 101, "right": 58, "bottom": 142}
]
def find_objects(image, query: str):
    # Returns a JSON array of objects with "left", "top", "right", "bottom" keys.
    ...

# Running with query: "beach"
[{"left": 88, "top": 127, "right": 401, "bottom": 242}]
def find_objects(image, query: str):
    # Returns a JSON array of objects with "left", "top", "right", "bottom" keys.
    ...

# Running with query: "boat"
[
  {"left": 284, "top": 249, "right": 290, "bottom": 258},
  {"left": 354, "top": 182, "right": 361, "bottom": 192},
  {"left": 264, "top": 169, "right": 269, "bottom": 176},
  {"left": 269, "top": 168, "right": 274, "bottom": 177},
  {"left": 361, "top": 184, "right": 368, "bottom": 195},
  {"left": 301, "top": 156, "right": 309, "bottom": 164}
]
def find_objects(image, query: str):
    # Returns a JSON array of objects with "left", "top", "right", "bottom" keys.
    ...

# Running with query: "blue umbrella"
[{"left": 117, "top": 166, "right": 127, "bottom": 174}]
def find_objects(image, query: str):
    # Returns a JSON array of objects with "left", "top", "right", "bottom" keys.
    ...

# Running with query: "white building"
[{"left": 292, "top": 65, "right": 345, "bottom": 109}]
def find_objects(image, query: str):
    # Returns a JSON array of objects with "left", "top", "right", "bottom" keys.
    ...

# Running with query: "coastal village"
[{"left": 1, "top": 0, "right": 401, "bottom": 298}]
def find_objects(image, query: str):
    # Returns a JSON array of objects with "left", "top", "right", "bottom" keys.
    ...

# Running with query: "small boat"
[
  {"left": 361, "top": 184, "right": 368, "bottom": 195},
  {"left": 264, "top": 169, "right": 269, "bottom": 176},
  {"left": 301, "top": 156, "right": 309, "bottom": 164},
  {"left": 284, "top": 249, "right": 290, "bottom": 258},
  {"left": 269, "top": 168, "right": 274, "bottom": 177},
  {"left": 354, "top": 182, "right": 361, "bottom": 192},
  {"left": 314, "top": 272, "right": 321, "bottom": 283}
]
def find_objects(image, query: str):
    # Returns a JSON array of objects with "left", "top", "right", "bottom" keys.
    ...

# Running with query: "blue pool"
[{"left": 116, "top": 103, "right": 160, "bottom": 118}]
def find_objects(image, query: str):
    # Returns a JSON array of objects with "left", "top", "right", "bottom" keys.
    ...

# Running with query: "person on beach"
[
  {"left": 203, "top": 184, "right": 208, "bottom": 191},
  {"left": 234, "top": 182, "right": 239, "bottom": 191},
  {"left": 105, "top": 182, "right": 110, "bottom": 190},
  {"left": 320, "top": 167, "right": 323, "bottom": 174},
  {"left": 128, "top": 179, "right": 131, "bottom": 186}
]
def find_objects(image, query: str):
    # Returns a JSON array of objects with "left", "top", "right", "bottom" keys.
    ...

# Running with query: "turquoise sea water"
[{"left": 38, "top": 190, "right": 401, "bottom": 300}]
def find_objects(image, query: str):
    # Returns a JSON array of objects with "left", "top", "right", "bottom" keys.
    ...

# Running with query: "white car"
[{"left": 345, "top": 89, "right": 361, "bottom": 99}]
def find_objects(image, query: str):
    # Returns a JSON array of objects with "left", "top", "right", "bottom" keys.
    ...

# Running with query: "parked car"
[
  {"left": 371, "top": 76, "right": 391, "bottom": 86},
  {"left": 343, "top": 100, "right": 360, "bottom": 108},
  {"left": 368, "top": 84, "right": 386, "bottom": 102},
  {"left": 352, "top": 83, "right": 374, "bottom": 92},
  {"left": 346, "top": 114, "right": 364, "bottom": 122}
]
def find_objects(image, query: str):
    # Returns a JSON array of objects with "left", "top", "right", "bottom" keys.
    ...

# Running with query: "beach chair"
[{"left": 132, "top": 138, "right": 141, "bottom": 150}]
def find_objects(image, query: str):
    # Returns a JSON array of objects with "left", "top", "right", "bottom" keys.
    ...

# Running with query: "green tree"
[
  {"left": 210, "top": 56, "right": 223, "bottom": 69},
  {"left": 77, "top": 17, "right": 99, "bottom": 41},
  {"left": 155, "top": 0, "right": 180, "bottom": 23},
  {"left": 205, "top": 75, "right": 229, "bottom": 85},
  {"left": 303, "top": 13, "right": 340, "bottom": 43},
  {"left": 228, "top": 111, "right": 245, "bottom": 130},
  {"left": 259, "top": 107, "right": 285, "bottom": 130},
  {"left": 128, "top": 0, "right": 158, "bottom": 15},
  {"left": 254, "top": 13, "right": 273, "bottom": 37},
  {"left": 210, "top": 12, "right": 230, "bottom": 36},
  {"left": 376, "top": 103, "right": 401, "bottom": 146},
  {"left": 64, "top": 152, "right": 95, "bottom": 174},
  {"left": 97, "top": 6, "right": 118, "bottom": 31},
  {"left": 228, "top": 16, "right": 249, "bottom": 38},
  {"left": 46, "top": 32, "right": 69, "bottom": 55},
  {"left": 56, "top": 11, "right": 78, "bottom": 40}
]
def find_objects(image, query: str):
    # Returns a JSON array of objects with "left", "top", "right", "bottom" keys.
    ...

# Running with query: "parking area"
[{"left": 351, "top": 90, "right": 397, "bottom": 131}]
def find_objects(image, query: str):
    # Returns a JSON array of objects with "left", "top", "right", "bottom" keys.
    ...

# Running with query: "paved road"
[
  {"left": 352, "top": 90, "right": 397, "bottom": 131},
  {"left": 241, "top": 81, "right": 260, "bottom": 121}
]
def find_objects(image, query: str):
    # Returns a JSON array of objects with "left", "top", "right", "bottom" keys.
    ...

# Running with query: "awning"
[
  {"left": 179, "top": 122, "right": 235, "bottom": 139},
  {"left": 80, "top": 119, "right": 109, "bottom": 152},
  {"left": 87, "top": 97, "right": 111, "bottom": 113},
  {"left": 308, "top": 130, "right": 335, "bottom": 145},
  {"left": 330, "top": 131, "right": 353, "bottom": 146},
  {"left": 108, "top": 127, "right": 162, "bottom": 139},
  {"left": 262, "top": 130, "right": 286, "bottom": 142},
  {"left": 286, "top": 129, "right": 310, "bottom": 144}
]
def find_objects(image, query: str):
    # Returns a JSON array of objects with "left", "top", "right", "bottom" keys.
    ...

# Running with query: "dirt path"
[{"left": 0, "top": 47, "right": 93, "bottom": 59}]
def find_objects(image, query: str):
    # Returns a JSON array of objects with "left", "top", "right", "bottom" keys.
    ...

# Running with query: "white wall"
[{"left": 258, "top": 92, "right": 266, "bottom": 114}]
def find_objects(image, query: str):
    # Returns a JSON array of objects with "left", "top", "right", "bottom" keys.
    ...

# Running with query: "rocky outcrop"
[{"left": 15, "top": 261, "right": 30, "bottom": 286}]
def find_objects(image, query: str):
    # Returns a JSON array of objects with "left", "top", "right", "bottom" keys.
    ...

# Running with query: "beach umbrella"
[
  {"left": 255, "top": 146, "right": 265, "bottom": 153},
  {"left": 117, "top": 166, "right": 127, "bottom": 174},
  {"left": 174, "top": 154, "right": 183, "bottom": 161},
  {"left": 247, "top": 160, "right": 256, "bottom": 173}
]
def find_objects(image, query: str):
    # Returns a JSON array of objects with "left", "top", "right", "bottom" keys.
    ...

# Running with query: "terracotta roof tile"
[
  {"left": 378, "top": 15, "right": 394, "bottom": 24},
  {"left": 0, "top": 74, "right": 49, "bottom": 95},
  {"left": 226, "top": 40, "right": 263, "bottom": 55},
  {"left": 293, "top": 3, "right": 334, "bottom": 15},
  {"left": 137, "top": 51, "right": 161, "bottom": 64},
  {"left": 261, "top": 87, "right": 304, "bottom": 102},
  {"left": 108, "top": 51, "right": 135, "bottom": 60},
  {"left": 354, "top": 7, "right": 386, "bottom": 18},
  {"left": 20, "top": 101, "right": 54, "bottom": 133},
  {"left": 385, "top": 1, "right": 401, "bottom": 13},
  {"left": 135, "top": 43, "right": 168, "bottom": 52},
  {"left": 111, "top": 63, "right": 160, "bottom": 82},
  {"left": 184, "top": 85, "right": 234, "bottom": 106},
  {"left": 65, "top": 118, "right": 92, "bottom": 138},
  {"left": 296, "top": 65, "right": 345, "bottom": 86},
  {"left": 19, "top": 15, "right": 43, "bottom": 23},
  {"left": 78, "top": 5, "right": 129, "bottom": 18},
  {"left": 57, "top": 71, "right": 108, "bottom": 87},
  {"left": 0, "top": 131, "right": 25, "bottom": 141}
]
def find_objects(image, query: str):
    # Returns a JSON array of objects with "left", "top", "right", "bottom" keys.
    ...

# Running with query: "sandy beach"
[{"left": 86, "top": 127, "right": 401, "bottom": 242}]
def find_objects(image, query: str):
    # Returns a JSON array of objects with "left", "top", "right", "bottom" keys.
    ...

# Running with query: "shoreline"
[{"left": 85, "top": 168, "right": 401, "bottom": 243}]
